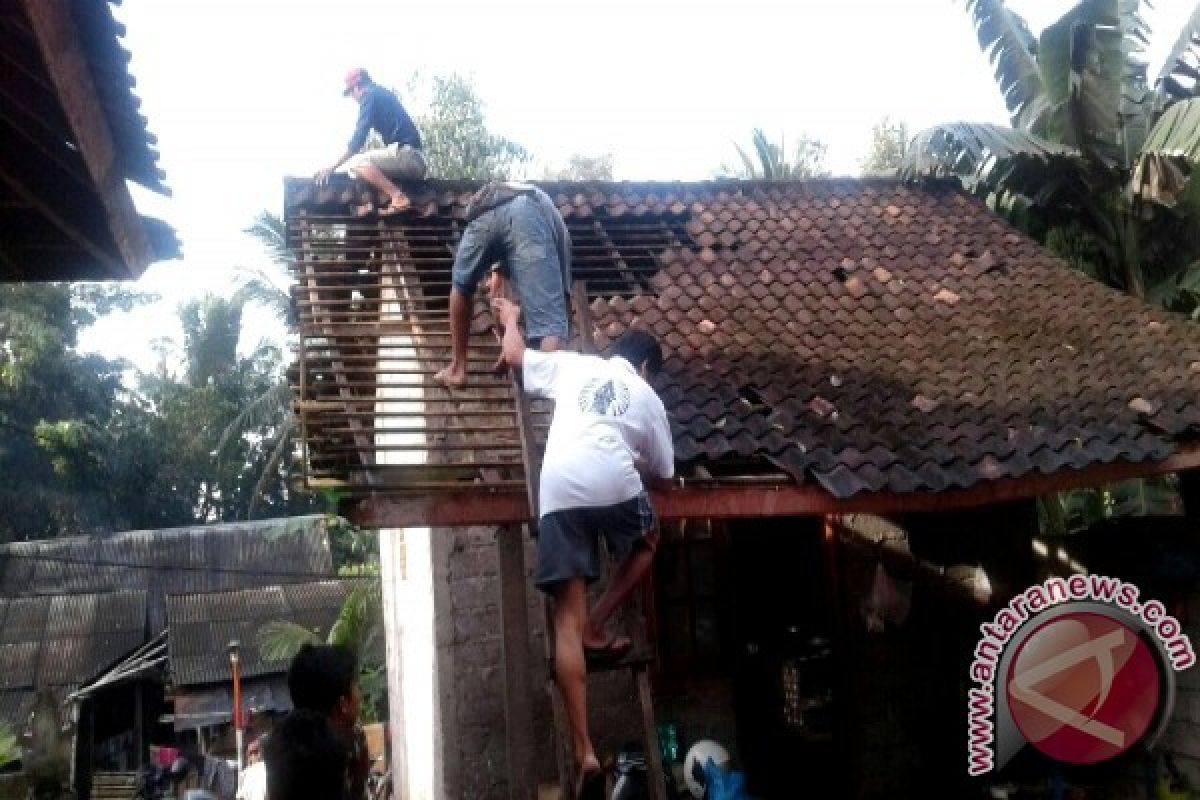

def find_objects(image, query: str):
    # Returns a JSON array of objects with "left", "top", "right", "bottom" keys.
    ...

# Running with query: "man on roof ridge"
[
  {"left": 315, "top": 68, "right": 426, "bottom": 215},
  {"left": 434, "top": 181, "right": 572, "bottom": 388}
]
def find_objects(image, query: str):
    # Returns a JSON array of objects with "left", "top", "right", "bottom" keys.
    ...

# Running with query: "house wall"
[
  {"left": 1163, "top": 591, "right": 1200, "bottom": 787},
  {"left": 433, "top": 498, "right": 1200, "bottom": 799},
  {"left": 433, "top": 525, "right": 642, "bottom": 799},
  {"left": 1170, "top": 474, "right": 1200, "bottom": 787}
]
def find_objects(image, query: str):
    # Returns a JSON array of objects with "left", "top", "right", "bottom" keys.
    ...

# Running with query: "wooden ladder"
[{"left": 502, "top": 283, "right": 668, "bottom": 800}]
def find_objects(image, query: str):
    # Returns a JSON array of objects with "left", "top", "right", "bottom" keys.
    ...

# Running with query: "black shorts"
[{"left": 534, "top": 492, "right": 656, "bottom": 594}]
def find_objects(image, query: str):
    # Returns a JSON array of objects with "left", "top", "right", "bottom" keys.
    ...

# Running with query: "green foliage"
[
  {"left": 328, "top": 515, "right": 380, "bottom": 577},
  {"left": 722, "top": 129, "right": 830, "bottom": 180},
  {"left": 860, "top": 117, "right": 911, "bottom": 176},
  {"left": 0, "top": 281, "right": 314, "bottom": 541},
  {"left": 544, "top": 153, "right": 614, "bottom": 181},
  {"left": 216, "top": 212, "right": 317, "bottom": 518},
  {"left": 903, "top": 0, "right": 1200, "bottom": 311},
  {"left": 1039, "top": 475, "right": 1184, "bottom": 536},
  {"left": 0, "top": 724, "right": 19, "bottom": 769},
  {"left": 257, "top": 582, "right": 384, "bottom": 723},
  {"left": 416, "top": 74, "right": 529, "bottom": 180},
  {"left": 1045, "top": 222, "right": 1109, "bottom": 279}
]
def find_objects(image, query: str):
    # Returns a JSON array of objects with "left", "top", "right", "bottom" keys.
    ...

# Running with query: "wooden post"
[
  {"left": 637, "top": 669, "right": 667, "bottom": 800},
  {"left": 1181, "top": 469, "right": 1200, "bottom": 520},
  {"left": 497, "top": 524, "right": 537, "bottom": 800},
  {"left": 133, "top": 684, "right": 144, "bottom": 768},
  {"left": 821, "top": 515, "right": 849, "bottom": 795}
]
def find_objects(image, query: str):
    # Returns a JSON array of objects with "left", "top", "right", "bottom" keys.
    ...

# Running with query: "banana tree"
[
  {"left": 258, "top": 582, "right": 386, "bottom": 723},
  {"left": 902, "top": 0, "right": 1200, "bottom": 308}
]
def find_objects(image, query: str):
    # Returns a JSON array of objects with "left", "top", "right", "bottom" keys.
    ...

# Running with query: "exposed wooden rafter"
[
  {"left": 347, "top": 443, "right": 1200, "bottom": 528},
  {"left": 19, "top": 0, "right": 152, "bottom": 278},
  {"left": 0, "top": 162, "right": 124, "bottom": 277}
]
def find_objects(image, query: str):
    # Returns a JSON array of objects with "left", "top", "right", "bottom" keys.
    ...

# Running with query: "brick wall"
[{"left": 434, "top": 526, "right": 643, "bottom": 799}]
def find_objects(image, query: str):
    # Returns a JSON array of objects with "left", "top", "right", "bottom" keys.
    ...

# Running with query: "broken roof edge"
[
  {"left": 282, "top": 175, "right": 965, "bottom": 215},
  {"left": 347, "top": 443, "right": 1200, "bottom": 527}
]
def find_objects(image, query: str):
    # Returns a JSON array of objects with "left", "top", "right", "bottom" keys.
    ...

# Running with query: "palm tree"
[
  {"left": 723, "top": 128, "right": 831, "bottom": 180},
  {"left": 217, "top": 211, "right": 304, "bottom": 517},
  {"left": 901, "top": 0, "right": 1200, "bottom": 308},
  {"left": 258, "top": 583, "right": 386, "bottom": 723}
]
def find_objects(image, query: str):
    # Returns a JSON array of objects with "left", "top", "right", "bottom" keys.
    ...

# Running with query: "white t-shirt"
[
  {"left": 236, "top": 761, "right": 267, "bottom": 800},
  {"left": 522, "top": 350, "right": 674, "bottom": 516}
]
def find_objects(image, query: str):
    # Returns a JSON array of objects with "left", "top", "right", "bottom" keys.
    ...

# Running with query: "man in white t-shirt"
[{"left": 493, "top": 297, "right": 674, "bottom": 799}]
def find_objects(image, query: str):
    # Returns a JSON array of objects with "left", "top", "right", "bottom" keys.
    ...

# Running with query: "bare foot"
[
  {"left": 433, "top": 364, "right": 466, "bottom": 388},
  {"left": 353, "top": 200, "right": 376, "bottom": 217},
  {"left": 379, "top": 194, "right": 412, "bottom": 216}
]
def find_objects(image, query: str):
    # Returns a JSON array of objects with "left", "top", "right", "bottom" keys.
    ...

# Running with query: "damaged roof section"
[
  {"left": 0, "top": 0, "right": 179, "bottom": 280},
  {"left": 286, "top": 178, "right": 1200, "bottom": 500}
]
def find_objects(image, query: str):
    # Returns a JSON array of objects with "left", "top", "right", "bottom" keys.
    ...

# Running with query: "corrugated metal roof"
[
  {"left": 0, "top": 516, "right": 333, "bottom": 632},
  {"left": 40, "top": 632, "right": 145, "bottom": 686},
  {"left": 165, "top": 579, "right": 369, "bottom": 687},
  {"left": 0, "top": 644, "right": 39, "bottom": 690},
  {"left": 1, "top": 597, "right": 51, "bottom": 644},
  {"left": 0, "top": 590, "right": 145, "bottom": 729},
  {"left": 0, "top": 691, "right": 34, "bottom": 732}
]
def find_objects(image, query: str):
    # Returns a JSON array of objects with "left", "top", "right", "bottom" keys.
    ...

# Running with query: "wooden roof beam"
[
  {"left": 0, "top": 163, "right": 124, "bottom": 278},
  {"left": 19, "top": 0, "right": 153, "bottom": 279},
  {"left": 346, "top": 444, "right": 1200, "bottom": 528}
]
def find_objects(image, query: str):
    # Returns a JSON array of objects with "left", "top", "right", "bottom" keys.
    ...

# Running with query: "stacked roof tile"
[{"left": 285, "top": 178, "right": 1200, "bottom": 500}]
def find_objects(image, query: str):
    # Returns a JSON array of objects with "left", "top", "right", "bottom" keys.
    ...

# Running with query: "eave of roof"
[
  {"left": 0, "top": 0, "right": 179, "bottom": 281},
  {"left": 285, "top": 177, "right": 1200, "bottom": 515}
]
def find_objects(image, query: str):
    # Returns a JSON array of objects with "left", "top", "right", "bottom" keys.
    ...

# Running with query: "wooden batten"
[
  {"left": 348, "top": 443, "right": 1200, "bottom": 528},
  {"left": 20, "top": 0, "right": 153, "bottom": 278}
]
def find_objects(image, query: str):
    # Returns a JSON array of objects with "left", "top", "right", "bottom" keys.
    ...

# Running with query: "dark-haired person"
[
  {"left": 287, "top": 644, "right": 369, "bottom": 800},
  {"left": 492, "top": 297, "right": 674, "bottom": 799},
  {"left": 265, "top": 710, "right": 347, "bottom": 800},
  {"left": 434, "top": 181, "right": 571, "bottom": 388},
  {"left": 315, "top": 68, "right": 426, "bottom": 214}
]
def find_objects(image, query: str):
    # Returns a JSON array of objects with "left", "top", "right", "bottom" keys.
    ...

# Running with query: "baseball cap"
[{"left": 342, "top": 68, "right": 370, "bottom": 96}]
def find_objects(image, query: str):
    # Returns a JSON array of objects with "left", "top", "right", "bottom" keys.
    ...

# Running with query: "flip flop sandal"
[
  {"left": 584, "top": 636, "right": 632, "bottom": 665},
  {"left": 576, "top": 768, "right": 605, "bottom": 800}
]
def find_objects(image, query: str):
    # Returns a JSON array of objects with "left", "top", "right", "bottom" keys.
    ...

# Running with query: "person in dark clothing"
[
  {"left": 265, "top": 709, "right": 347, "bottom": 800},
  {"left": 315, "top": 67, "right": 426, "bottom": 214},
  {"left": 287, "top": 644, "right": 370, "bottom": 800}
]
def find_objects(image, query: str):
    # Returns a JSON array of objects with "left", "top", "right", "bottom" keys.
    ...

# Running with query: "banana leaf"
[
  {"left": 962, "top": 0, "right": 1052, "bottom": 131},
  {"left": 1155, "top": 5, "right": 1200, "bottom": 101}
]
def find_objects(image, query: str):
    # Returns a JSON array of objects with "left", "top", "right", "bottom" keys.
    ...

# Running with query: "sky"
[{"left": 83, "top": 0, "right": 1197, "bottom": 370}]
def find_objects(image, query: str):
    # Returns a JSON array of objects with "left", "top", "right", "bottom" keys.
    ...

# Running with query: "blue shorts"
[
  {"left": 533, "top": 492, "right": 657, "bottom": 594},
  {"left": 452, "top": 193, "right": 570, "bottom": 341}
]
